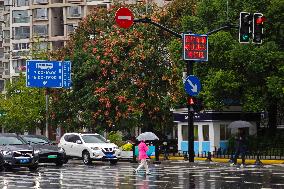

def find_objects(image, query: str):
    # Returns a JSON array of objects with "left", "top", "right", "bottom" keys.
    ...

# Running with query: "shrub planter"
[{"left": 121, "top": 151, "right": 133, "bottom": 159}]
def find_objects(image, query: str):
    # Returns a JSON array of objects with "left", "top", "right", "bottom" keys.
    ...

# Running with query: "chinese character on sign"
[{"left": 183, "top": 34, "right": 208, "bottom": 61}]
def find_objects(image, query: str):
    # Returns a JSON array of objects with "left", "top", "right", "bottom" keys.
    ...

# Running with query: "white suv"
[{"left": 58, "top": 133, "right": 121, "bottom": 165}]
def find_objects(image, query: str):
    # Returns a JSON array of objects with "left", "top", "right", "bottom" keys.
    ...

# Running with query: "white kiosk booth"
[{"left": 173, "top": 110, "right": 260, "bottom": 155}]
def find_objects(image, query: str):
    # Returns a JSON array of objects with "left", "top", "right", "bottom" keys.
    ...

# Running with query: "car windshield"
[
  {"left": 0, "top": 136, "right": 26, "bottom": 145},
  {"left": 22, "top": 136, "right": 50, "bottom": 144},
  {"left": 81, "top": 135, "right": 107, "bottom": 143}
]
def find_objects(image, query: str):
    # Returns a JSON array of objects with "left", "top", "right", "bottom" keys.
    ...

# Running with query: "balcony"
[
  {"left": 67, "top": 0, "right": 83, "bottom": 4},
  {"left": 33, "top": 0, "right": 48, "bottom": 5},
  {"left": 15, "top": 0, "right": 29, "bottom": 6}
]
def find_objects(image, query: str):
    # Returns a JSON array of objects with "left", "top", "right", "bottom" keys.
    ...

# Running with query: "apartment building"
[{"left": 0, "top": 0, "right": 118, "bottom": 93}]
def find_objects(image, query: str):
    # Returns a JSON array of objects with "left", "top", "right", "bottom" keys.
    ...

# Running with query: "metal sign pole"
[
  {"left": 187, "top": 60, "right": 195, "bottom": 162},
  {"left": 45, "top": 88, "right": 49, "bottom": 138}
]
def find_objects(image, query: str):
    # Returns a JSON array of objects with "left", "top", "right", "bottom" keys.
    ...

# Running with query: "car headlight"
[
  {"left": 91, "top": 147, "right": 101, "bottom": 151},
  {"left": 34, "top": 150, "right": 41, "bottom": 154},
  {"left": 58, "top": 147, "right": 65, "bottom": 153},
  {"left": 113, "top": 146, "right": 118, "bottom": 150},
  {"left": 2, "top": 151, "right": 12, "bottom": 156}
]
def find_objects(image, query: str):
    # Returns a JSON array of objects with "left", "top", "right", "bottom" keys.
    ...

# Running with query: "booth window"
[
  {"left": 220, "top": 124, "right": 231, "bottom": 140},
  {"left": 182, "top": 125, "right": 198, "bottom": 141},
  {"left": 194, "top": 125, "right": 198, "bottom": 141},
  {"left": 202, "top": 125, "right": 209, "bottom": 141},
  {"left": 182, "top": 125, "right": 187, "bottom": 141}
]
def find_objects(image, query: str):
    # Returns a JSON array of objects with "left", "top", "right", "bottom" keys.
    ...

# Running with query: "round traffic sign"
[
  {"left": 184, "top": 75, "right": 201, "bottom": 96},
  {"left": 115, "top": 7, "right": 134, "bottom": 29}
]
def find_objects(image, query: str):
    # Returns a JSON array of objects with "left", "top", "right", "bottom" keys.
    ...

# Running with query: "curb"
[{"left": 165, "top": 156, "right": 284, "bottom": 164}]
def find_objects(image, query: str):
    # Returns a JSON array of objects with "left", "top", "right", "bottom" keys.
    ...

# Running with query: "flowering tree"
[{"left": 50, "top": 4, "right": 184, "bottom": 133}]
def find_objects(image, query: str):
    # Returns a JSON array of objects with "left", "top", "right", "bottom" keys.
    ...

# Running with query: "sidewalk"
[{"left": 157, "top": 156, "right": 284, "bottom": 164}]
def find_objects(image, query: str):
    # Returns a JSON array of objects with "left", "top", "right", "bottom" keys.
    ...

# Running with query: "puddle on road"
[{"left": 0, "top": 163, "right": 283, "bottom": 188}]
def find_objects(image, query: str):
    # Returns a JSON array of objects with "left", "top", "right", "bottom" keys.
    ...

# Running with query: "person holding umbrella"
[
  {"left": 134, "top": 140, "right": 151, "bottom": 175},
  {"left": 228, "top": 121, "right": 252, "bottom": 167},
  {"left": 230, "top": 128, "right": 248, "bottom": 167}
]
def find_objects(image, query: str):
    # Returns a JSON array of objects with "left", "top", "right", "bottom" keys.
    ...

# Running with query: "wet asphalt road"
[{"left": 0, "top": 160, "right": 284, "bottom": 189}]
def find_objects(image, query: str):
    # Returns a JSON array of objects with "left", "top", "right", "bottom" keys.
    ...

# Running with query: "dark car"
[
  {"left": 20, "top": 135, "right": 67, "bottom": 166},
  {"left": 0, "top": 133, "right": 39, "bottom": 171}
]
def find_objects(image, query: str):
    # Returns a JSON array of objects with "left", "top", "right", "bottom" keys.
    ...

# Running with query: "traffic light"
[
  {"left": 188, "top": 97, "right": 196, "bottom": 105},
  {"left": 187, "top": 97, "right": 204, "bottom": 112},
  {"left": 253, "top": 13, "right": 265, "bottom": 44},
  {"left": 239, "top": 12, "right": 252, "bottom": 43}
]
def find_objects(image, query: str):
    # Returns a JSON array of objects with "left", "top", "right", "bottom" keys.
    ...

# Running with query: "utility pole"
[{"left": 187, "top": 60, "right": 195, "bottom": 162}]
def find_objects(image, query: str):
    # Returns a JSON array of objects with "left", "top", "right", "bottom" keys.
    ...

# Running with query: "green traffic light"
[{"left": 242, "top": 34, "right": 249, "bottom": 41}]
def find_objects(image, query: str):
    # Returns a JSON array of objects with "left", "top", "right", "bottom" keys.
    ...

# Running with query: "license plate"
[
  {"left": 19, "top": 159, "right": 30, "bottom": 164},
  {"left": 106, "top": 154, "right": 113, "bottom": 158},
  {"left": 48, "top": 155, "right": 58, "bottom": 159}
]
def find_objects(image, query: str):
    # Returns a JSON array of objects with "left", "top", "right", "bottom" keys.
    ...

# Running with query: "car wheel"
[
  {"left": 56, "top": 160, "right": 64, "bottom": 167},
  {"left": 63, "top": 158, "right": 68, "bottom": 164},
  {"left": 29, "top": 163, "right": 39, "bottom": 171},
  {"left": 0, "top": 163, "right": 4, "bottom": 172},
  {"left": 0, "top": 157, "right": 4, "bottom": 172},
  {"left": 110, "top": 159, "right": 118, "bottom": 165},
  {"left": 82, "top": 151, "right": 92, "bottom": 165},
  {"left": 4, "top": 164, "right": 12, "bottom": 171}
]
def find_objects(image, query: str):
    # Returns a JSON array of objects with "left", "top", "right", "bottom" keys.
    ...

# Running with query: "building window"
[
  {"left": 0, "top": 80, "right": 4, "bottom": 92},
  {"left": 13, "top": 27, "right": 30, "bottom": 39},
  {"left": 33, "top": 42, "right": 49, "bottom": 51},
  {"left": 12, "top": 43, "right": 29, "bottom": 51},
  {"left": 21, "top": 43, "right": 29, "bottom": 50},
  {"left": 12, "top": 59, "right": 26, "bottom": 73},
  {"left": 12, "top": 10, "right": 29, "bottom": 23},
  {"left": 4, "top": 0, "right": 11, "bottom": 6},
  {"left": 67, "top": 24, "right": 77, "bottom": 34},
  {"left": 33, "top": 0, "right": 48, "bottom": 4},
  {"left": 68, "top": 6, "right": 82, "bottom": 18},
  {"left": 34, "top": 8, "right": 48, "bottom": 20},
  {"left": 3, "top": 30, "right": 10, "bottom": 40},
  {"left": 220, "top": 124, "right": 231, "bottom": 140},
  {"left": 4, "top": 62, "right": 8, "bottom": 69},
  {"left": 15, "top": 0, "right": 29, "bottom": 6},
  {"left": 13, "top": 43, "right": 19, "bottom": 50},
  {"left": 202, "top": 125, "right": 209, "bottom": 141},
  {"left": 33, "top": 25, "right": 48, "bottom": 36}
]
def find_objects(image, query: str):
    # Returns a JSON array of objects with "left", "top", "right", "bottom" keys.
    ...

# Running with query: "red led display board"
[{"left": 183, "top": 34, "right": 208, "bottom": 61}]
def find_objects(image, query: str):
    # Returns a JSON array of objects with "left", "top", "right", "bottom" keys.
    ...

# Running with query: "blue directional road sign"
[
  {"left": 184, "top": 75, "right": 201, "bottom": 96},
  {"left": 26, "top": 60, "right": 71, "bottom": 88}
]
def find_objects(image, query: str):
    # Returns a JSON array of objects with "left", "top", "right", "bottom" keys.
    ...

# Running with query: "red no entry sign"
[{"left": 115, "top": 7, "right": 134, "bottom": 29}]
